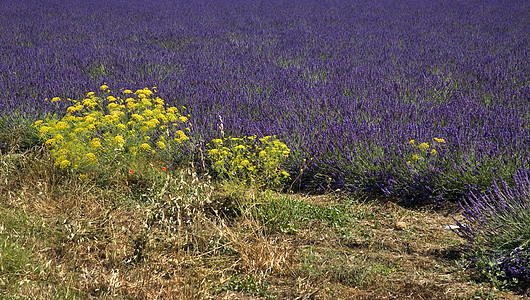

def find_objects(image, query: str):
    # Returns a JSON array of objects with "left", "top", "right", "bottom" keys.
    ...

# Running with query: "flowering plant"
[
  {"left": 207, "top": 135, "right": 291, "bottom": 187},
  {"left": 406, "top": 138, "right": 445, "bottom": 167},
  {"left": 33, "top": 85, "right": 191, "bottom": 178}
]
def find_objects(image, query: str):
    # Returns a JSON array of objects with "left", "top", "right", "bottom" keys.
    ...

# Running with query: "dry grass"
[{"left": 0, "top": 148, "right": 526, "bottom": 299}]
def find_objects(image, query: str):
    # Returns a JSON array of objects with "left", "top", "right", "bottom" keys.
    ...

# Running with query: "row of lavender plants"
[{"left": 0, "top": 0, "right": 529, "bottom": 287}]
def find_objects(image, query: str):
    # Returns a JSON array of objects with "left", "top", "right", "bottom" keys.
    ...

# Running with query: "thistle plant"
[
  {"left": 206, "top": 135, "right": 291, "bottom": 188},
  {"left": 33, "top": 85, "right": 192, "bottom": 179}
]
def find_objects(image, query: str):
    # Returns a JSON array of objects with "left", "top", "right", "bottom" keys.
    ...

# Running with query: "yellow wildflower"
[
  {"left": 64, "top": 115, "right": 76, "bottom": 122},
  {"left": 433, "top": 138, "right": 446, "bottom": 143},
  {"left": 145, "top": 119, "right": 160, "bottom": 128},
  {"left": 419, "top": 143, "right": 429, "bottom": 151},
  {"left": 57, "top": 148, "right": 69, "bottom": 156},
  {"left": 127, "top": 102, "right": 137, "bottom": 110},
  {"left": 55, "top": 121, "right": 69, "bottom": 130},
  {"left": 139, "top": 143, "right": 151, "bottom": 151},
  {"left": 85, "top": 116, "right": 96, "bottom": 123},
  {"left": 59, "top": 160, "right": 71, "bottom": 169},
  {"left": 176, "top": 130, "right": 189, "bottom": 141},
  {"left": 100, "top": 84, "right": 109, "bottom": 91},
  {"left": 51, "top": 97, "right": 61, "bottom": 102},
  {"left": 82, "top": 98, "right": 97, "bottom": 108},
  {"left": 143, "top": 109, "right": 153, "bottom": 117},
  {"left": 38, "top": 126, "right": 51, "bottom": 136},
  {"left": 66, "top": 106, "right": 77, "bottom": 113},
  {"left": 409, "top": 139, "right": 415, "bottom": 145},
  {"left": 156, "top": 141, "right": 166, "bottom": 149},
  {"left": 431, "top": 149, "right": 437, "bottom": 155},
  {"left": 179, "top": 116, "right": 188, "bottom": 123},
  {"left": 45, "top": 138, "right": 56, "bottom": 148},
  {"left": 90, "top": 138, "right": 102, "bottom": 149},
  {"left": 123, "top": 89, "right": 133, "bottom": 94},
  {"left": 84, "top": 152, "right": 97, "bottom": 162},
  {"left": 157, "top": 114, "right": 168, "bottom": 123},
  {"left": 131, "top": 114, "right": 144, "bottom": 121},
  {"left": 87, "top": 92, "right": 95, "bottom": 97},
  {"left": 412, "top": 154, "right": 420, "bottom": 160},
  {"left": 113, "top": 135, "right": 125, "bottom": 145},
  {"left": 142, "top": 88, "right": 153, "bottom": 96}
]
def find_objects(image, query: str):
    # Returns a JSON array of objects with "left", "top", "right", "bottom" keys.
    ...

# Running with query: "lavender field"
[
  {"left": 1, "top": 0, "right": 530, "bottom": 296},
  {"left": 2, "top": 0, "right": 529, "bottom": 202}
]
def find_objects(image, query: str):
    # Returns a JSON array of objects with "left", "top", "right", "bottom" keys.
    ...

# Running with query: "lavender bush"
[
  {"left": 1, "top": 0, "right": 529, "bottom": 202},
  {"left": 456, "top": 169, "right": 530, "bottom": 288}
]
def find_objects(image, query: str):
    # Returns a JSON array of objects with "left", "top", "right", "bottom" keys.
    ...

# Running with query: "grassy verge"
[{"left": 0, "top": 147, "right": 525, "bottom": 299}]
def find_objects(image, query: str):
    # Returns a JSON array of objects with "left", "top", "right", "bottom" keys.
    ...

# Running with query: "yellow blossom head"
[
  {"left": 84, "top": 152, "right": 97, "bottom": 163},
  {"left": 139, "top": 143, "right": 151, "bottom": 152},
  {"left": 89, "top": 138, "right": 102, "bottom": 149},
  {"left": 113, "top": 135, "right": 125, "bottom": 145},
  {"left": 59, "top": 160, "right": 71, "bottom": 169},
  {"left": 55, "top": 121, "right": 69, "bottom": 130}
]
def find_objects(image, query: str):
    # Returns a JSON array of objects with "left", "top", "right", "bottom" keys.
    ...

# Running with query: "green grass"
[{"left": 247, "top": 193, "right": 362, "bottom": 234}]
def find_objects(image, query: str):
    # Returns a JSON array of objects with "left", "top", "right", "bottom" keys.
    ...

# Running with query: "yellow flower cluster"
[
  {"left": 206, "top": 135, "right": 290, "bottom": 187},
  {"left": 406, "top": 138, "right": 446, "bottom": 165},
  {"left": 33, "top": 85, "right": 192, "bottom": 174}
]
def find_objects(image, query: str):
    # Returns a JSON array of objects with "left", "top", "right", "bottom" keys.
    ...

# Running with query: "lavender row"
[
  {"left": 1, "top": 0, "right": 529, "bottom": 202},
  {"left": 456, "top": 169, "right": 530, "bottom": 286}
]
